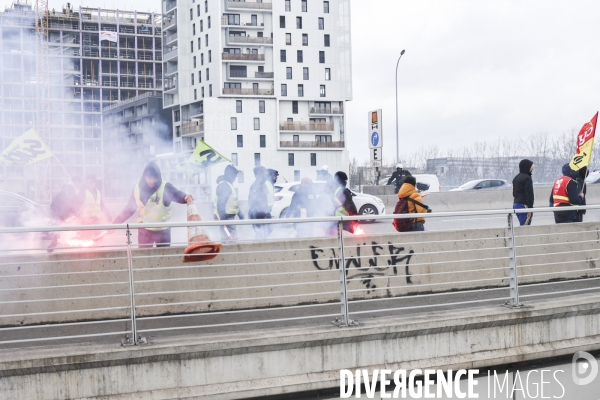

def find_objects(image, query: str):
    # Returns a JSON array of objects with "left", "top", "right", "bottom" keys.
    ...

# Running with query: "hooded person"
[
  {"left": 214, "top": 165, "right": 244, "bottom": 241},
  {"left": 512, "top": 159, "right": 535, "bottom": 226},
  {"left": 387, "top": 164, "right": 412, "bottom": 193},
  {"left": 331, "top": 171, "right": 359, "bottom": 234},
  {"left": 113, "top": 161, "right": 194, "bottom": 248},
  {"left": 289, "top": 177, "right": 317, "bottom": 237},
  {"left": 317, "top": 165, "right": 333, "bottom": 183},
  {"left": 398, "top": 176, "right": 428, "bottom": 231},
  {"left": 550, "top": 163, "right": 584, "bottom": 224},
  {"left": 248, "top": 166, "right": 271, "bottom": 239}
]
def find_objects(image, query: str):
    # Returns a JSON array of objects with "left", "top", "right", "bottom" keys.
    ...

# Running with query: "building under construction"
[{"left": 0, "top": 1, "right": 163, "bottom": 201}]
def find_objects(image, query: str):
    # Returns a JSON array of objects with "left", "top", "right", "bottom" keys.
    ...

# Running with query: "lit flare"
[{"left": 66, "top": 238, "right": 94, "bottom": 247}]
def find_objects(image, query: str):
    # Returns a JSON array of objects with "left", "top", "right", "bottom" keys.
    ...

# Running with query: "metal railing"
[
  {"left": 181, "top": 120, "right": 204, "bottom": 135},
  {"left": 228, "top": 35, "right": 273, "bottom": 44},
  {"left": 279, "top": 121, "right": 334, "bottom": 131},
  {"left": 227, "top": 1, "right": 272, "bottom": 9},
  {"left": 255, "top": 71, "right": 274, "bottom": 78},
  {"left": 280, "top": 140, "right": 344, "bottom": 148},
  {"left": 310, "top": 107, "right": 344, "bottom": 115},
  {"left": 1, "top": 205, "right": 599, "bottom": 347},
  {"left": 222, "top": 87, "right": 274, "bottom": 95},
  {"left": 222, "top": 52, "right": 265, "bottom": 61}
]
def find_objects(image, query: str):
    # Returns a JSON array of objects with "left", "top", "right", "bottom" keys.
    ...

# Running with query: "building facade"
[
  {"left": 162, "top": 0, "right": 352, "bottom": 200},
  {"left": 0, "top": 1, "right": 163, "bottom": 199}
]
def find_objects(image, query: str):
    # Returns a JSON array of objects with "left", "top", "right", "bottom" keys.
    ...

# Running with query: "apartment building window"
[
  {"left": 190, "top": 40, "right": 194, "bottom": 52},
  {"left": 174, "top": 110, "right": 180, "bottom": 122},
  {"left": 191, "top": 73, "right": 195, "bottom": 85},
  {"left": 206, "top": 68, "right": 210, "bottom": 80},
  {"left": 292, "top": 100, "right": 298, "bottom": 114},
  {"left": 318, "top": 17, "right": 324, "bottom": 30},
  {"left": 193, "top": 23, "right": 196, "bottom": 35},
  {"left": 311, "top": 153, "right": 317, "bottom": 166},
  {"left": 251, "top": 14, "right": 257, "bottom": 26},
  {"left": 294, "top": 170, "right": 300, "bottom": 181},
  {"left": 324, "top": 34, "right": 330, "bottom": 47},
  {"left": 199, "top": 70, "right": 202, "bottom": 83},
  {"left": 259, "top": 100, "right": 265, "bottom": 113},
  {"left": 205, "top": 34, "right": 209, "bottom": 46},
  {"left": 231, "top": 117, "right": 237, "bottom": 130},
  {"left": 260, "top": 135, "right": 266, "bottom": 148},
  {"left": 316, "top": 134, "right": 332, "bottom": 142},
  {"left": 236, "top": 135, "right": 244, "bottom": 147},
  {"left": 194, "top": 88, "right": 197, "bottom": 100},
  {"left": 293, "top": 134, "right": 299, "bottom": 142},
  {"left": 301, "top": 0, "right": 307, "bottom": 12},
  {"left": 302, "top": 34, "right": 308, "bottom": 46},
  {"left": 200, "top": 20, "right": 204, "bottom": 31},
  {"left": 197, "top": 4, "right": 201, "bottom": 16},
  {"left": 288, "top": 153, "right": 294, "bottom": 166},
  {"left": 303, "top": 67, "right": 309, "bottom": 80},
  {"left": 198, "top": 37, "right": 201, "bottom": 49},
  {"left": 324, "top": 68, "right": 331, "bottom": 81},
  {"left": 193, "top": 56, "right": 197, "bottom": 68},
  {"left": 286, "top": 33, "right": 291, "bottom": 45},
  {"left": 208, "top": 50, "right": 212, "bottom": 62},
  {"left": 236, "top": 100, "right": 242, "bottom": 113},
  {"left": 280, "top": 49, "right": 286, "bottom": 62},
  {"left": 320, "top": 85, "right": 326, "bottom": 97},
  {"left": 201, "top": 53, "right": 204, "bottom": 65},
  {"left": 319, "top": 51, "right": 325, "bottom": 63},
  {"left": 190, "top": 8, "right": 193, "bottom": 20},
  {"left": 280, "top": 16, "right": 285, "bottom": 28},
  {"left": 323, "top": 1, "right": 329, "bottom": 13},
  {"left": 209, "top": 84, "right": 212, "bottom": 96},
  {"left": 208, "top": 16, "right": 211, "bottom": 28},
  {"left": 286, "top": 67, "right": 292, "bottom": 79},
  {"left": 201, "top": 87, "right": 205, "bottom": 97},
  {"left": 281, "top": 84, "right": 287, "bottom": 96},
  {"left": 298, "top": 84, "right": 304, "bottom": 97},
  {"left": 297, "top": 50, "right": 303, "bottom": 63},
  {"left": 285, "top": 0, "right": 291, "bottom": 11},
  {"left": 254, "top": 153, "right": 261, "bottom": 166},
  {"left": 205, "top": 0, "right": 208, "bottom": 12},
  {"left": 296, "top": 17, "right": 302, "bottom": 29},
  {"left": 254, "top": 118, "right": 260, "bottom": 130},
  {"left": 231, "top": 153, "right": 238, "bottom": 165}
]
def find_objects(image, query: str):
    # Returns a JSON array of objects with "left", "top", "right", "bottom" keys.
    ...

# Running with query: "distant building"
[{"left": 102, "top": 92, "right": 172, "bottom": 199}]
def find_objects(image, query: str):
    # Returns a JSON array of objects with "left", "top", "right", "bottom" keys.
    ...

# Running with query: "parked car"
[
  {"left": 449, "top": 179, "right": 511, "bottom": 191},
  {"left": 271, "top": 181, "right": 385, "bottom": 222},
  {"left": 585, "top": 171, "right": 600, "bottom": 184},
  {"left": 0, "top": 190, "right": 50, "bottom": 227},
  {"left": 379, "top": 174, "right": 441, "bottom": 192}
]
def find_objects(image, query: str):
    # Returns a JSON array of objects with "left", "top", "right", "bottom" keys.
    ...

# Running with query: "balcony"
[
  {"left": 164, "top": 80, "right": 178, "bottom": 91},
  {"left": 163, "top": 15, "right": 176, "bottom": 29},
  {"left": 255, "top": 71, "right": 274, "bottom": 79},
  {"left": 279, "top": 121, "right": 334, "bottom": 131},
  {"left": 165, "top": 65, "right": 178, "bottom": 75},
  {"left": 227, "top": 1, "right": 272, "bottom": 10},
  {"left": 222, "top": 53, "right": 265, "bottom": 61},
  {"left": 310, "top": 107, "right": 344, "bottom": 115},
  {"left": 165, "top": 32, "right": 177, "bottom": 43},
  {"left": 182, "top": 120, "right": 204, "bottom": 135},
  {"left": 280, "top": 140, "right": 344, "bottom": 149},
  {"left": 165, "top": 0, "right": 177, "bottom": 12},
  {"left": 222, "top": 17, "right": 264, "bottom": 27},
  {"left": 228, "top": 35, "right": 273, "bottom": 45},
  {"left": 164, "top": 46, "right": 178, "bottom": 60},
  {"left": 223, "top": 88, "right": 274, "bottom": 96}
]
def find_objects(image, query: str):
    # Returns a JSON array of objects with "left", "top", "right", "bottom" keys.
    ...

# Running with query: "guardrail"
[{"left": 1, "top": 205, "right": 599, "bottom": 347}]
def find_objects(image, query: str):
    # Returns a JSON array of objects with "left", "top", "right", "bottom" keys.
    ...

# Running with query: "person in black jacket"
[
  {"left": 576, "top": 166, "right": 588, "bottom": 222},
  {"left": 512, "top": 159, "right": 535, "bottom": 226},
  {"left": 248, "top": 166, "right": 271, "bottom": 239},
  {"left": 387, "top": 164, "right": 412, "bottom": 193},
  {"left": 332, "top": 171, "right": 359, "bottom": 234},
  {"left": 550, "top": 164, "right": 584, "bottom": 224},
  {"left": 290, "top": 178, "right": 317, "bottom": 237}
]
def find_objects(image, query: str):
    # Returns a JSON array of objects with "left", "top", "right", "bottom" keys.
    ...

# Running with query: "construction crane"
[{"left": 34, "top": 0, "right": 51, "bottom": 203}]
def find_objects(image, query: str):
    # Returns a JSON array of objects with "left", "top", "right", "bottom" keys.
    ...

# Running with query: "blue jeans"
[
  {"left": 411, "top": 221, "right": 425, "bottom": 231},
  {"left": 513, "top": 204, "right": 532, "bottom": 226}
]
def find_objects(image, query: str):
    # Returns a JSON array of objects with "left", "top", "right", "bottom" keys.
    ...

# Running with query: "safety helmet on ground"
[
  {"left": 396, "top": 164, "right": 403, "bottom": 169},
  {"left": 321, "top": 165, "right": 329, "bottom": 171}
]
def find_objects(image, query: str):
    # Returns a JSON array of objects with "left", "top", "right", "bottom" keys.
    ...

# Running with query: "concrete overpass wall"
[{"left": 2, "top": 221, "right": 600, "bottom": 326}]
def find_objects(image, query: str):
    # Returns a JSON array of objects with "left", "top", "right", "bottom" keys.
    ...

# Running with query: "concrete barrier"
[{"left": 2, "top": 220, "right": 600, "bottom": 326}]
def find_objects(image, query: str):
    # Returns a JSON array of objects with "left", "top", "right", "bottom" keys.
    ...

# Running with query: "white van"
[{"left": 413, "top": 174, "right": 441, "bottom": 193}]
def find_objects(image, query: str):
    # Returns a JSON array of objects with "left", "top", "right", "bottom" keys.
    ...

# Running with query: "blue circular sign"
[{"left": 371, "top": 132, "right": 380, "bottom": 147}]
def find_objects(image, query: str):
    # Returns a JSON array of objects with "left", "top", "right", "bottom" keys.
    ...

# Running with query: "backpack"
[{"left": 392, "top": 197, "right": 430, "bottom": 232}]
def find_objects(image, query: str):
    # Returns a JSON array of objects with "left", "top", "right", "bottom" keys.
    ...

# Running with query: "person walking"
[
  {"left": 113, "top": 161, "right": 194, "bottom": 248},
  {"left": 398, "top": 176, "right": 427, "bottom": 231},
  {"left": 213, "top": 165, "right": 244, "bottom": 241},
  {"left": 387, "top": 164, "right": 412, "bottom": 193},
  {"left": 317, "top": 165, "right": 333, "bottom": 183},
  {"left": 550, "top": 164, "right": 584, "bottom": 224},
  {"left": 289, "top": 177, "right": 316, "bottom": 237},
  {"left": 512, "top": 159, "right": 535, "bottom": 226},
  {"left": 248, "top": 166, "right": 272, "bottom": 240},
  {"left": 78, "top": 174, "right": 112, "bottom": 240},
  {"left": 331, "top": 171, "right": 359, "bottom": 234}
]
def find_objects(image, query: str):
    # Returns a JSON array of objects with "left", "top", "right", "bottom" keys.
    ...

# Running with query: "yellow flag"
[
  {"left": 569, "top": 112, "right": 598, "bottom": 171},
  {"left": 1, "top": 129, "right": 53, "bottom": 165},
  {"left": 185, "top": 140, "right": 230, "bottom": 171}
]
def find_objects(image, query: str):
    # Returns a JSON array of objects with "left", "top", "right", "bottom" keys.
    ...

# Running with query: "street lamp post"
[{"left": 395, "top": 49, "right": 406, "bottom": 163}]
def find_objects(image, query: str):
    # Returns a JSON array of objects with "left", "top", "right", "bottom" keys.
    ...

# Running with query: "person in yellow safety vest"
[
  {"left": 78, "top": 174, "right": 112, "bottom": 239},
  {"left": 113, "top": 161, "right": 194, "bottom": 248},
  {"left": 331, "top": 171, "right": 359, "bottom": 235},
  {"left": 214, "top": 165, "right": 244, "bottom": 241},
  {"left": 550, "top": 164, "right": 584, "bottom": 224}
]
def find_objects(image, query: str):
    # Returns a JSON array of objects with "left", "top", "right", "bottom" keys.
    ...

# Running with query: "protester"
[
  {"left": 265, "top": 169, "right": 279, "bottom": 214},
  {"left": 47, "top": 182, "right": 82, "bottom": 252},
  {"left": 550, "top": 164, "right": 584, "bottom": 224},
  {"left": 387, "top": 164, "right": 412, "bottom": 193},
  {"left": 214, "top": 165, "right": 244, "bottom": 241},
  {"left": 248, "top": 166, "right": 272, "bottom": 239},
  {"left": 80, "top": 174, "right": 112, "bottom": 225},
  {"left": 317, "top": 165, "right": 333, "bottom": 183},
  {"left": 289, "top": 177, "right": 316, "bottom": 237},
  {"left": 331, "top": 171, "right": 359, "bottom": 234},
  {"left": 113, "top": 161, "right": 193, "bottom": 248},
  {"left": 512, "top": 159, "right": 535, "bottom": 226},
  {"left": 398, "top": 176, "right": 428, "bottom": 231}
]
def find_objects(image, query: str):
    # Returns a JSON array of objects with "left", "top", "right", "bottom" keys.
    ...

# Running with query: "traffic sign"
[
  {"left": 368, "top": 109, "right": 382, "bottom": 149},
  {"left": 371, "top": 147, "right": 382, "bottom": 167}
]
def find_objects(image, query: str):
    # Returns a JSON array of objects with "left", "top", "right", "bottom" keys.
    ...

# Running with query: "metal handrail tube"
[
  {"left": 346, "top": 276, "right": 508, "bottom": 294},
  {"left": 1, "top": 269, "right": 127, "bottom": 278},
  {"left": 345, "top": 265, "right": 510, "bottom": 283},
  {"left": 137, "top": 290, "right": 341, "bottom": 308},
  {"left": 515, "top": 238, "right": 600, "bottom": 248},
  {"left": 135, "top": 268, "right": 338, "bottom": 284},
  {"left": 0, "top": 318, "right": 129, "bottom": 331},
  {"left": 132, "top": 258, "right": 339, "bottom": 271},
  {"left": 348, "top": 286, "right": 509, "bottom": 304},
  {"left": 0, "top": 281, "right": 129, "bottom": 292},
  {"left": 519, "top": 268, "right": 595, "bottom": 279},
  {"left": 137, "top": 301, "right": 341, "bottom": 321},
  {"left": 137, "top": 313, "right": 342, "bottom": 334},
  {"left": 137, "top": 279, "right": 341, "bottom": 296},
  {"left": 517, "top": 258, "right": 600, "bottom": 269},
  {"left": 0, "top": 256, "right": 128, "bottom": 266},
  {"left": 515, "top": 229, "right": 600, "bottom": 238},
  {"left": 380, "top": 256, "right": 510, "bottom": 269},
  {"left": 516, "top": 276, "right": 600, "bottom": 288},
  {"left": 1, "top": 305, "right": 130, "bottom": 318},
  {"left": 349, "top": 297, "right": 511, "bottom": 315},
  {"left": 347, "top": 245, "right": 508, "bottom": 260},
  {"left": 520, "top": 286, "right": 600, "bottom": 299},
  {"left": 0, "top": 330, "right": 131, "bottom": 345},
  {"left": 0, "top": 293, "right": 129, "bottom": 305},
  {"left": 350, "top": 236, "right": 510, "bottom": 249},
  {"left": 517, "top": 249, "right": 600, "bottom": 258}
]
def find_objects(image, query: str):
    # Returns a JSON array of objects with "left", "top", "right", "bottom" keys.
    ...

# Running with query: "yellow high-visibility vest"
[
  {"left": 213, "top": 181, "right": 239, "bottom": 215},
  {"left": 80, "top": 189, "right": 102, "bottom": 219},
  {"left": 134, "top": 181, "right": 171, "bottom": 231}
]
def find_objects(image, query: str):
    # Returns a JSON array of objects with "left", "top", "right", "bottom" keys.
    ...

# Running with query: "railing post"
[
  {"left": 505, "top": 213, "right": 524, "bottom": 309},
  {"left": 124, "top": 225, "right": 141, "bottom": 345},
  {"left": 333, "top": 218, "right": 356, "bottom": 326}
]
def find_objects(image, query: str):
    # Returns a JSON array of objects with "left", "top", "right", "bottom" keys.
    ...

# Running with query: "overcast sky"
[{"left": 4, "top": 0, "right": 599, "bottom": 163}]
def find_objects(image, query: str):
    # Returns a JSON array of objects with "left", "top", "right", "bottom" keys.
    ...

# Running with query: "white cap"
[
  {"left": 396, "top": 164, "right": 403, "bottom": 169},
  {"left": 321, "top": 165, "right": 329, "bottom": 171}
]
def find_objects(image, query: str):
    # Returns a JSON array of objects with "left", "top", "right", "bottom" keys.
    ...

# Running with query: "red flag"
[{"left": 569, "top": 112, "right": 598, "bottom": 170}]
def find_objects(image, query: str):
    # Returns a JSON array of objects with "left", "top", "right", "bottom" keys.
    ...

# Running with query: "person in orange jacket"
[{"left": 398, "top": 176, "right": 427, "bottom": 231}]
